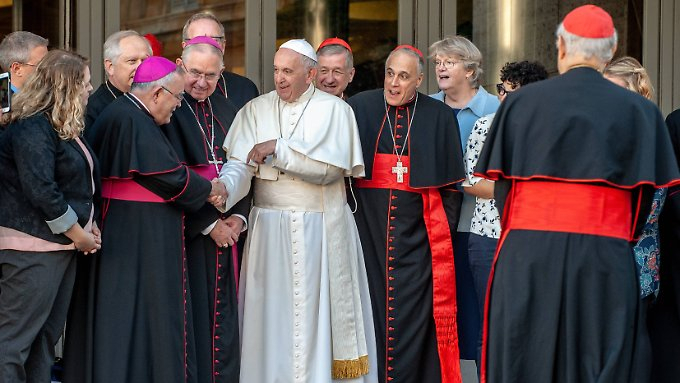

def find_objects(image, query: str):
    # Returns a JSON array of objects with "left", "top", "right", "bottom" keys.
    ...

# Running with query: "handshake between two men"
[{"left": 204, "top": 140, "right": 277, "bottom": 248}]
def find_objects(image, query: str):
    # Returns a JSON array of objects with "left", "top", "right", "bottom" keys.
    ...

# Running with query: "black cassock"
[
  {"left": 348, "top": 89, "right": 465, "bottom": 383},
  {"left": 83, "top": 81, "right": 123, "bottom": 142},
  {"left": 215, "top": 71, "right": 259, "bottom": 110},
  {"left": 651, "top": 108, "right": 680, "bottom": 383},
  {"left": 161, "top": 93, "right": 250, "bottom": 383},
  {"left": 63, "top": 94, "right": 211, "bottom": 383},
  {"left": 475, "top": 67, "right": 680, "bottom": 383}
]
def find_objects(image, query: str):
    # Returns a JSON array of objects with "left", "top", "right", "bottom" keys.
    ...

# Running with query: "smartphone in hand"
[{"left": 0, "top": 72, "right": 11, "bottom": 113}]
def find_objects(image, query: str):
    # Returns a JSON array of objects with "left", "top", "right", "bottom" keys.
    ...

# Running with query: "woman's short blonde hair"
[
  {"left": 4, "top": 50, "right": 89, "bottom": 140},
  {"left": 603, "top": 56, "right": 654, "bottom": 100}
]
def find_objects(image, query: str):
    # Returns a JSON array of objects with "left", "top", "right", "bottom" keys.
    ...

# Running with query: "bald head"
[{"left": 182, "top": 13, "right": 226, "bottom": 52}]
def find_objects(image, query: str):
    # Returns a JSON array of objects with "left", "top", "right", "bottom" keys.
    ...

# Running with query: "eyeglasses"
[
  {"left": 182, "top": 63, "right": 220, "bottom": 82},
  {"left": 161, "top": 86, "right": 184, "bottom": 101},
  {"left": 184, "top": 35, "right": 225, "bottom": 42},
  {"left": 14, "top": 61, "right": 37, "bottom": 67},
  {"left": 496, "top": 83, "right": 517, "bottom": 96},
  {"left": 434, "top": 59, "right": 462, "bottom": 69}
]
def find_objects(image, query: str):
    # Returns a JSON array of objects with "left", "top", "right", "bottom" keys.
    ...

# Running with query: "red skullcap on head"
[
  {"left": 133, "top": 56, "right": 177, "bottom": 83},
  {"left": 317, "top": 37, "right": 352, "bottom": 53},
  {"left": 563, "top": 4, "right": 615, "bottom": 38},
  {"left": 144, "top": 33, "right": 163, "bottom": 56},
  {"left": 185, "top": 36, "right": 222, "bottom": 51},
  {"left": 393, "top": 44, "right": 423, "bottom": 58}
]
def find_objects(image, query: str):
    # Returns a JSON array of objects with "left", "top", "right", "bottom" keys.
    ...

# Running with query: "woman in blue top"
[{"left": 428, "top": 36, "right": 499, "bottom": 367}]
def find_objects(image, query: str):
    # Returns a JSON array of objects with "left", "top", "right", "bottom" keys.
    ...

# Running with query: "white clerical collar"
[{"left": 127, "top": 92, "right": 152, "bottom": 114}]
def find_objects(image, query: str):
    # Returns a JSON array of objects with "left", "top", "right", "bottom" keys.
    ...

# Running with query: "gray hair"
[
  {"left": 317, "top": 44, "right": 354, "bottom": 68},
  {"left": 428, "top": 36, "right": 483, "bottom": 88},
  {"left": 0, "top": 31, "right": 49, "bottom": 71},
  {"left": 181, "top": 43, "right": 224, "bottom": 68},
  {"left": 131, "top": 66, "right": 184, "bottom": 93},
  {"left": 103, "top": 30, "right": 151, "bottom": 63},
  {"left": 386, "top": 47, "right": 424, "bottom": 74},
  {"left": 300, "top": 55, "right": 317, "bottom": 73},
  {"left": 555, "top": 23, "right": 618, "bottom": 63},
  {"left": 182, "top": 12, "right": 224, "bottom": 41}
]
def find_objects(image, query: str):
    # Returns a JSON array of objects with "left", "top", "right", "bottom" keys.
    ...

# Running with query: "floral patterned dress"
[{"left": 633, "top": 187, "right": 667, "bottom": 298}]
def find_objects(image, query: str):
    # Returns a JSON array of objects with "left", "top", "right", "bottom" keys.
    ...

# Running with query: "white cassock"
[{"left": 218, "top": 85, "right": 378, "bottom": 383}]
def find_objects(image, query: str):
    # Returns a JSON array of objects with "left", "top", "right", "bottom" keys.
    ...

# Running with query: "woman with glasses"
[
  {"left": 0, "top": 50, "right": 99, "bottom": 382},
  {"left": 462, "top": 61, "right": 547, "bottom": 375},
  {"left": 427, "top": 35, "right": 500, "bottom": 367}
]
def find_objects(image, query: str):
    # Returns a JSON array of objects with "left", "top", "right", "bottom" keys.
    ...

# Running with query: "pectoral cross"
[{"left": 392, "top": 161, "right": 408, "bottom": 183}]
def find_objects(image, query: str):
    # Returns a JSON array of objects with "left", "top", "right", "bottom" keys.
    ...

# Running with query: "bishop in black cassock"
[
  {"left": 161, "top": 36, "right": 250, "bottom": 382},
  {"left": 64, "top": 58, "right": 214, "bottom": 383},
  {"left": 348, "top": 46, "right": 465, "bottom": 383},
  {"left": 83, "top": 31, "right": 151, "bottom": 141}
]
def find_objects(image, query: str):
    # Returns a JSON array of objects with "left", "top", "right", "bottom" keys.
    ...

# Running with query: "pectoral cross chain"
[
  {"left": 209, "top": 159, "right": 223, "bottom": 165},
  {"left": 392, "top": 161, "right": 408, "bottom": 183}
]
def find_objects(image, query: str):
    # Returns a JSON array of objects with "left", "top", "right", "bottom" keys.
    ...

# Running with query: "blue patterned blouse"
[{"left": 633, "top": 188, "right": 667, "bottom": 298}]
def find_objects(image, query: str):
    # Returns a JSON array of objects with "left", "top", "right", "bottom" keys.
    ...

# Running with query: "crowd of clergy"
[{"left": 1, "top": 3, "right": 679, "bottom": 383}]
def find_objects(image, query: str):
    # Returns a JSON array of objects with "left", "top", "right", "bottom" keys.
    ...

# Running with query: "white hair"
[
  {"left": 103, "top": 30, "right": 152, "bottom": 63},
  {"left": 300, "top": 55, "right": 317, "bottom": 72},
  {"left": 181, "top": 43, "right": 224, "bottom": 69},
  {"left": 556, "top": 23, "right": 618, "bottom": 63}
]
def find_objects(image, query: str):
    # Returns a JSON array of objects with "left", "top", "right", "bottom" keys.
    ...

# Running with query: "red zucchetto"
[
  {"left": 144, "top": 33, "right": 163, "bottom": 56},
  {"left": 393, "top": 44, "right": 423, "bottom": 58},
  {"left": 563, "top": 4, "right": 615, "bottom": 39},
  {"left": 318, "top": 37, "right": 352, "bottom": 53}
]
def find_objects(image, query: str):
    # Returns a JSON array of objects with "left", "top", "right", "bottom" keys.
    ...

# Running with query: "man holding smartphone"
[
  {"left": 0, "top": 31, "right": 48, "bottom": 126},
  {"left": 0, "top": 31, "right": 48, "bottom": 96}
]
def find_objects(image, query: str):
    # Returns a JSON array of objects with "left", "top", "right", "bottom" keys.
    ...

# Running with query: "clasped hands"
[
  {"left": 209, "top": 216, "right": 244, "bottom": 248},
  {"left": 70, "top": 221, "right": 102, "bottom": 255}
]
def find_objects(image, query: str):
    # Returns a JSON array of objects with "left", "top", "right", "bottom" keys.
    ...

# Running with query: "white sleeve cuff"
[
  {"left": 231, "top": 214, "right": 248, "bottom": 232},
  {"left": 46, "top": 205, "right": 78, "bottom": 234},
  {"left": 201, "top": 220, "right": 219, "bottom": 235}
]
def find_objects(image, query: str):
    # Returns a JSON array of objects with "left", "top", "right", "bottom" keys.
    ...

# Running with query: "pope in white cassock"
[{"left": 213, "top": 39, "right": 378, "bottom": 383}]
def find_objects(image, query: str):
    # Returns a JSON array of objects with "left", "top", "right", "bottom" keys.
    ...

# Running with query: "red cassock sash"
[
  {"left": 101, "top": 178, "right": 165, "bottom": 203},
  {"left": 355, "top": 153, "right": 462, "bottom": 383},
  {"left": 480, "top": 180, "right": 633, "bottom": 383}
]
